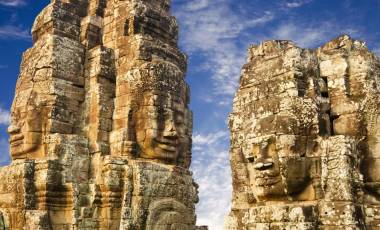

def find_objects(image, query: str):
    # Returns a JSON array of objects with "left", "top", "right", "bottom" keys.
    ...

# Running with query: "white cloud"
[
  {"left": 0, "top": 138, "right": 10, "bottom": 166},
  {"left": 285, "top": 0, "right": 313, "bottom": 8},
  {"left": 0, "top": 0, "right": 26, "bottom": 7},
  {"left": 0, "top": 107, "right": 10, "bottom": 126},
  {"left": 0, "top": 108, "right": 10, "bottom": 166},
  {"left": 174, "top": 0, "right": 366, "bottom": 104},
  {"left": 183, "top": 0, "right": 211, "bottom": 11},
  {"left": 174, "top": 0, "right": 275, "bottom": 98},
  {"left": 271, "top": 22, "right": 360, "bottom": 48},
  {"left": 0, "top": 25, "right": 30, "bottom": 40},
  {"left": 191, "top": 130, "right": 231, "bottom": 230},
  {"left": 193, "top": 130, "right": 228, "bottom": 147}
]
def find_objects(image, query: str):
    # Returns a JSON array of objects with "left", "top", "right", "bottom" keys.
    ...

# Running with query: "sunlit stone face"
[
  {"left": 244, "top": 115, "right": 310, "bottom": 201},
  {"left": 135, "top": 91, "right": 190, "bottom": 164},
  {"left": 246, "top": 136, "right": 284, "bottom": 198},
  {"left": 8, "top": 91, "right": 44, "bottom": 159}
]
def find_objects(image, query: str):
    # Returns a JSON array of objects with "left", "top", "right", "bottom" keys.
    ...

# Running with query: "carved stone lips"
[
  {"left": 157, "top": 143, "right": 177, "bottom": 152},
  {"left": 252, "top": 158, "right": 274, "bottom": 170},
  {"left": 254, "top": 171, "right": 281, "bottom": 186},
  {"left": 8, "top": 125, "right": 23, "bottom": 147},
  {"left": 155, "top": 138, "right": 178, "bottom": 152},
  {"left": 9, "top": 134, "right": 24, "bottom": 147},
  {"left": 253, "top": 162, "right": 273, "bottom": 169}
]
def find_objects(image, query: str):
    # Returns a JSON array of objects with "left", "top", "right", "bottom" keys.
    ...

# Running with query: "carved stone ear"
[
  {"left": 127, "top": 109, "right": 136, "bottom": 141},
  {"left": 124, "top": 18, "right": 130, "bottom": 36},
  {"left": 124, "top": 16, "right": 140, "bottom": 36},
  {"left": 121, "top": 113, "right": 138, "bottom": 157}
]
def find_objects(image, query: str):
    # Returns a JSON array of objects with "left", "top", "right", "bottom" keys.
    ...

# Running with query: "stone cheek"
[
  {"left": 0, "top": 0, "right": 203, "bottom": 229},
  {"left": 226, "top": 35, "right": 380, "bottom": 229}
]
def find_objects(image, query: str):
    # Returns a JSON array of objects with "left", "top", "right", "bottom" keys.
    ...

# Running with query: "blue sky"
[{"left": 0, "top": 0, "right": 380, "bottom": 229}]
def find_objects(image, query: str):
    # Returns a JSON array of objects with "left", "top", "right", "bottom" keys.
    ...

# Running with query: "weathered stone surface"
[
  {"left": 225, "top": 35, "right": 380, "bottom": 229},
  {"left": 0, "top": 0, "right": 204, "bottom": 229}
]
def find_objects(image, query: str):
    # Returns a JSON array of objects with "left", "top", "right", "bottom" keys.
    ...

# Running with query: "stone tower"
[
  {"left": 225, "top": 35, "right": 380, "bottom": 229},
  {"left": 0, "top": 0, "right": 204, "bottom": 229}
]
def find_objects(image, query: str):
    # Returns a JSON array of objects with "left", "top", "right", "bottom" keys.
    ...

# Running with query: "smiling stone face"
[
  {"left": 111, "top": 59, "right": 192, "bottom": 166},
  {"left": 243, "top": 115, "right": 311, "bottom": 201},
  {"left": 226, "top": 40, "right": 321, "bottom": 208},
  {"left": 8, "top": 90, "right": 46, "bottom": 159},
  {"left": 226, "top": 36, "right": 380, "bottom": 229},
  {"left": 135, "top": 91, "right": 190, "bottom": 164}
]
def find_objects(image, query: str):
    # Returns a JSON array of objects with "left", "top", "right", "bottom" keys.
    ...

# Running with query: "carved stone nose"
[
  {"left": 166, "top": 121, "right": 176, "bottom": 131},
  {"left": 7, "top": 125, "right": 20, "bottom": 134},
  {"left": 163, "top": 121, "right": 178, "bottom": 138}
]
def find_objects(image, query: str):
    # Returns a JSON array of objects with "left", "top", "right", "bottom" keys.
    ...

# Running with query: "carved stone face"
[
  {"left": 135, "top": 91, "right": 189, "bottom": 163},
  {"left": 8, "top": 92, "right": 44, "bottom": 159},
  {"left": 244, "top": 115, "right": 310, "bottom": 201}
]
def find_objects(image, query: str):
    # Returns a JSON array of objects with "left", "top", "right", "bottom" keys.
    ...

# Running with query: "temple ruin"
[
  {"left": 225, "top": 35, "right": 380, "bottom": 229},
  {"left": 0, "top": 0, "right": 204, "bottom": 229},
  {"left": 2, "top": 1, "right": 380, "bottom": 229}
]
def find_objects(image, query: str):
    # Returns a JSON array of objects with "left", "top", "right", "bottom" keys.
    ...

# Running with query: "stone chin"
[
  {"left": 248, "top": 160, "right": 310, "bottom": 201},
  {"left": 9, "top": 126, "right": 42, "bottom": 159},
  {"left": 10, "top": 142, "right": 40, "bottom": 159},
  {"left": 252, "top": 178, "right": 287, "bottom": 200},
  {"left": 9, "top": 133, "right": 40, "bottom": 159}
]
